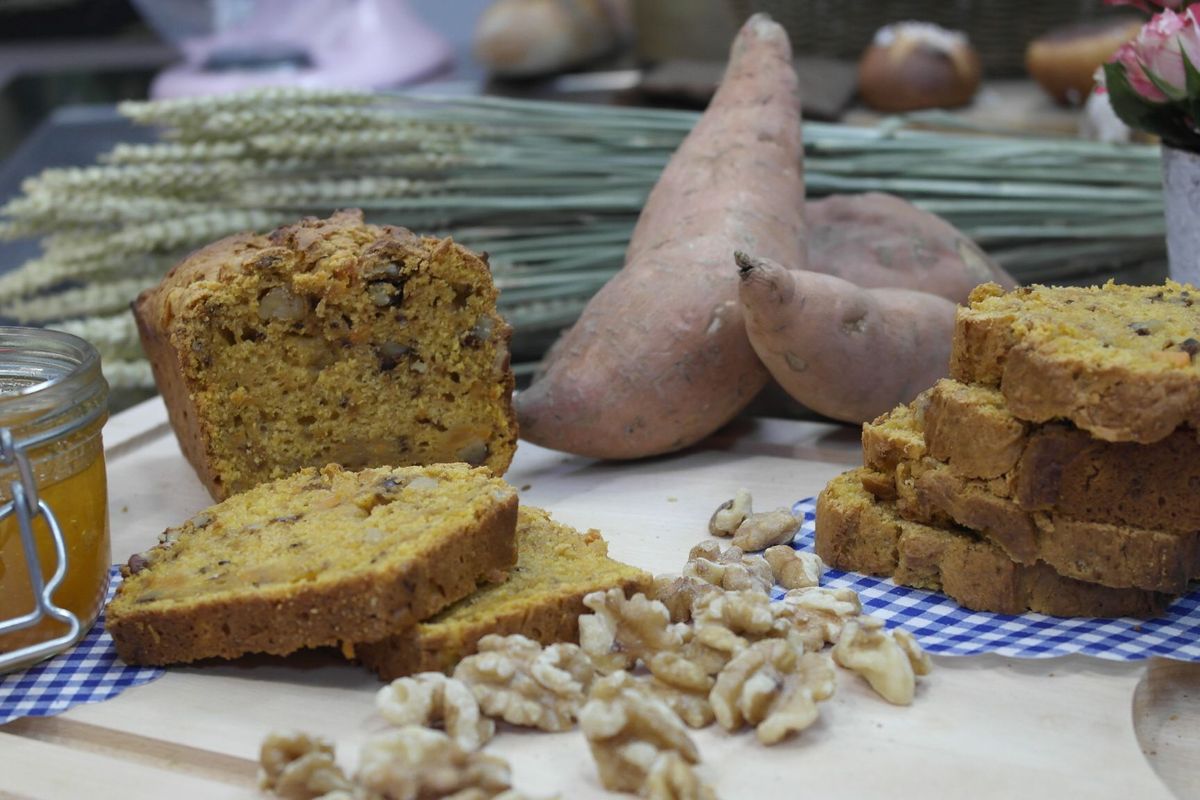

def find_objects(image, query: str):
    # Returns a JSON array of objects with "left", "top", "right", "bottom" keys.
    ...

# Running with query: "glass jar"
[{"left": 0, "top": 327, "right": 109, "bottom": 672}]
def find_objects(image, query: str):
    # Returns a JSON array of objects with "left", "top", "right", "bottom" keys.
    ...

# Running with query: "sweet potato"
[
  {"left": 805, "top": 192, "right": 1017, "bottom": 302},
  {"left": 737, "top": 252, "right": 956, "bottom": 423},
  {"left": 515, "top": 14, "right": 805, "bottom": 459}
]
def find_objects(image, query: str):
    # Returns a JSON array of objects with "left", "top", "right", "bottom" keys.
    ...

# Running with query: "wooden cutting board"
[{"left": 1, "top": 398, "right": 1194, "bottom": 799}]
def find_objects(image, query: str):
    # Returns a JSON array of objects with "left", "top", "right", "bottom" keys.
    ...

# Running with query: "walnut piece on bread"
[{"left": 453, "top": 634, "right": 593, "bottom": 732}]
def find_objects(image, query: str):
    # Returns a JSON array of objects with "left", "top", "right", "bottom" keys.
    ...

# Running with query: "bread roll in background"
[
  {"left": 1026, "top": 17, "right": 1142, "bottom": 106},
  {"left": 858, "top": 22, "right": 982, "bottom": 112},
  {"left": 473, "top": 0, "right": 631, "bottom": 78}
]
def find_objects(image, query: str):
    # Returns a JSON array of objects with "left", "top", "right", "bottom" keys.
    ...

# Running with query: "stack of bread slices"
[{"left": 816, "top": 281, "right": 1200, "bottom": 617}]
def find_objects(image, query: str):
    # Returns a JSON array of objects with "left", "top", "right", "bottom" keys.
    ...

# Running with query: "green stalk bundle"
[{"left": 0, "top": 88, "right": 1167, "bottom": 389}]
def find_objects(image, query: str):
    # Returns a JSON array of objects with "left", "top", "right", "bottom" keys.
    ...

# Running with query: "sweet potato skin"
[
  {"left": 737, "top": 252, "right": 956, "bottom": 423},
  {"left": 514, "top": 14, "right": 806, "bottom": 459},
  {"left": 805, "top": 192, "right": 1017, "bottom": 302}
]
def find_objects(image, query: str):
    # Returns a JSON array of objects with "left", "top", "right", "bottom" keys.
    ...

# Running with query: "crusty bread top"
[
  {"left": 951, "top": 280, "right": 1200, "bottom": 442},
  {"left": 954, "top": 280, "right": 1200, "bottom": 382},
  {"left": 134, "top": 210, "right": 426, "bottom": 330},
  {"left": 109, "top": 462, "right": 517, "bottom": 612}
]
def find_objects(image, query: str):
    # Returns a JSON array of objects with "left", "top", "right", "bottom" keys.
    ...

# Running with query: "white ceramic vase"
[{"left": 1161, "top": 143, "right": 1200, "bottom": 287}]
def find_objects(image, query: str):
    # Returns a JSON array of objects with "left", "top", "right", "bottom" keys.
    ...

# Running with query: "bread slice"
[
  {"left": 910, "top": 459, "right": 1200, "bottom": 594},
  {"left": 106, "top": 463, "right": 518, "bottom": 665},
  {"left": 950, "top": 281, "right": 1200, "bottom": 443},
  {"left": 816, "top": 469, "right": 1172, "bottom": 618},
  {"left": 924, "top": 379, "right": 1200, "bottom": 534},
  {"left": 133, "top": 210, "right": 518, "bottom": 500},
  {"left": 861, "top": 392, "right": 928, "bottom": 474},
  {"left": 864, "top": 400, "right": 1200, "bottom": 593},
  {"left": 355, "top": 506, "right": 652, "bottom": 680}
]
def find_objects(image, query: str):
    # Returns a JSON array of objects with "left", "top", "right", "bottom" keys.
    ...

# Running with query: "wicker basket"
[{"left": 728, "top": 0, "right": 1128, "bottom": 76}]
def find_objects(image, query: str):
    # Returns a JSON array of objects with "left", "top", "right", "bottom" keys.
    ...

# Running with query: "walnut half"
[
  {"left": 259, "top": 732, "right": 352, "bottom": 800},
  {"left": 453, "top": 634, "right": 594, "bottom": 732},
  {"left": 832, "top": 617, "right": 931, "bottom": 705},
  {"left": 681, "top": 542, "right": 773, "bottom": 594},
  {"left": 375, "top": 672, "right": 494, "bottom": 751},
  {"left": 579, "top": 671, "right": 700, "bottom": 795},
  {"left": 642, "top": 752, "right": 718, "bottom": 800},
  {"left": 730, "top": 508, "right": 801, "bottom": 551},
  {"left": 578, "top": 589, "right": 688, "bottom": 674},
  {"left": 709, "top": 490, "right": 752, "bottom": 537},
  {"left": 708, "top": 640, "right": 836, "bottom": 745},
  {"left": 355, "top": 726, "right": 514, "bottom": 800}
]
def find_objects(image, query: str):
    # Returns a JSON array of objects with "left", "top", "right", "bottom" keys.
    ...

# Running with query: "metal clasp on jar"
[{"left": 0, "top": 427, "right": 80, "bottom": 671}]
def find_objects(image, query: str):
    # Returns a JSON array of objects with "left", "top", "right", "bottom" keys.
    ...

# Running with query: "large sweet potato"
[
  {"left": 805, "top": 192, "right": 1017, "bottom": 302},
  {"left": 737, "top": 252, "right": 956, "bottom": 423},
  {"left": 515, "top": 14, "right": 805, "bottom": 459}
]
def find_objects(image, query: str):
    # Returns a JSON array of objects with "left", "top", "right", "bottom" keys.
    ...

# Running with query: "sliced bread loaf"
[
  {"left": 816, "top": 469, "right": 1171, "bottom": 618},
  {"left": 106, "top": 463, "right": 518, "bottom": 665},
  {"left": 950, "top": 281, "right": 1200, "bottom": 443},
  {"left": 355, "top": 505, "right": 652, "bottom": 679},
  {"left": 923, "top": 379, "right": 1200, "bottom": 534},
  {"left": 134, "top": 210, "right": 517, "bottom": 500},
  {"left": 864, "top": 399, "right": 1200, "bottom": 592}
]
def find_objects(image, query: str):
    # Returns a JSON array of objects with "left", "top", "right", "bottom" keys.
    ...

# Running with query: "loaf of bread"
[
  {"left": 864, "top": 396, "right": 1200, "bottom": 593},
  {"left": 106, "top": 463, "right": 518, "bottom": 665},
  {"left": 133, "top": 210, "right": 518, "bottom": 500},
  {"left": 906, "top": 458, "right": 1200, "bottom": 593},
  {"left": 816, "top": 470, "right": 1171, "bottom": 618},
  {"left": 858, "top": 22, "right": 982, "bottom": 112},
  {"left": 1025, "top": 17, "right": 1142, "bottom": 106},
  {"left": 951, "top": 281, "right": 1200, "bottom": 443},
  {"left": 923, "top": 379, "right": 1200, "bottom": 533},
  {"left": 355, "top": 505, "right": 651, "bottom": 679}
]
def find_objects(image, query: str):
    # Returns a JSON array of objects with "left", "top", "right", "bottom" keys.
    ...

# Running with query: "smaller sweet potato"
[
  {"left": 737, "top": 251, "right": 956, "bottom": 423},
  {"left": 805, "top": 192, "right": 1017, "bottom": 302}
]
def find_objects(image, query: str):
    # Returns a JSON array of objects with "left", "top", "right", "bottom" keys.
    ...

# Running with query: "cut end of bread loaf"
[
  {"left": 355, "top": 505, "right": 651, "bottom": 679},
  {"left": 134, "top": 210, "right": 517, "bottom": 499},
  {"left": 106, "top": 462, "right": 519, "bottom": 665}
]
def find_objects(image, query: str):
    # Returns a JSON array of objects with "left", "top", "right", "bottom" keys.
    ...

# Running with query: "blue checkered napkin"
[
  {"left": 787, "top": 498, "right": 1200, "bottom": 662},
  {"left": 0, "top": 567, "right": 165, "bottom": 724}
]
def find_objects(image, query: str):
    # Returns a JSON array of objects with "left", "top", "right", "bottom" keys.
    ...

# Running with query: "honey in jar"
[{"left": 0, "top": 327, "right": 109, "bottom": 671}]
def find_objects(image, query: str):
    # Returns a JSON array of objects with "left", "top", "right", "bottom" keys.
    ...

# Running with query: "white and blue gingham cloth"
[
  {"left": 0, "top": 567, "right": 164, "bottom": 725},
  {"left": 2, "top": 501, "right": 1197, "bottom": 727},
  {"left": 788, "top": 498, "right": 1200, "bottom": 661}
]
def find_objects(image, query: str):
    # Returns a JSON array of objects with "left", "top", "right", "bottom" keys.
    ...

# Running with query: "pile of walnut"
[{"left": 258, "top": 490, "right": 930, "bottom": 800}]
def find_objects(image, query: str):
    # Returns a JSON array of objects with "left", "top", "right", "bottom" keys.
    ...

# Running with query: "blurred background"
[
  {"left": 0, "top": 0, "right": 1166, "bottom": 409},
  {"left": 0, "top": 0, "right": 1145, "bottom": 161}
]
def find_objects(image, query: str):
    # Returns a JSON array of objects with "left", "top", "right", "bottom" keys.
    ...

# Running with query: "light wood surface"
[{"left": 2, "top": 398, "right": 1195, "bottom": 799}]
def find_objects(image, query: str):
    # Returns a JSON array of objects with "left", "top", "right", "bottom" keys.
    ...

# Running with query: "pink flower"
[
  {"left": 1114, "top": 41, "right": 1169, "bottom": 101},
  {"left": 1107, "top": 9, "right": 1200, "bottom": 101},
  {"left": 1135, "top": 10, "right": 1191, "bottom": 97}
]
